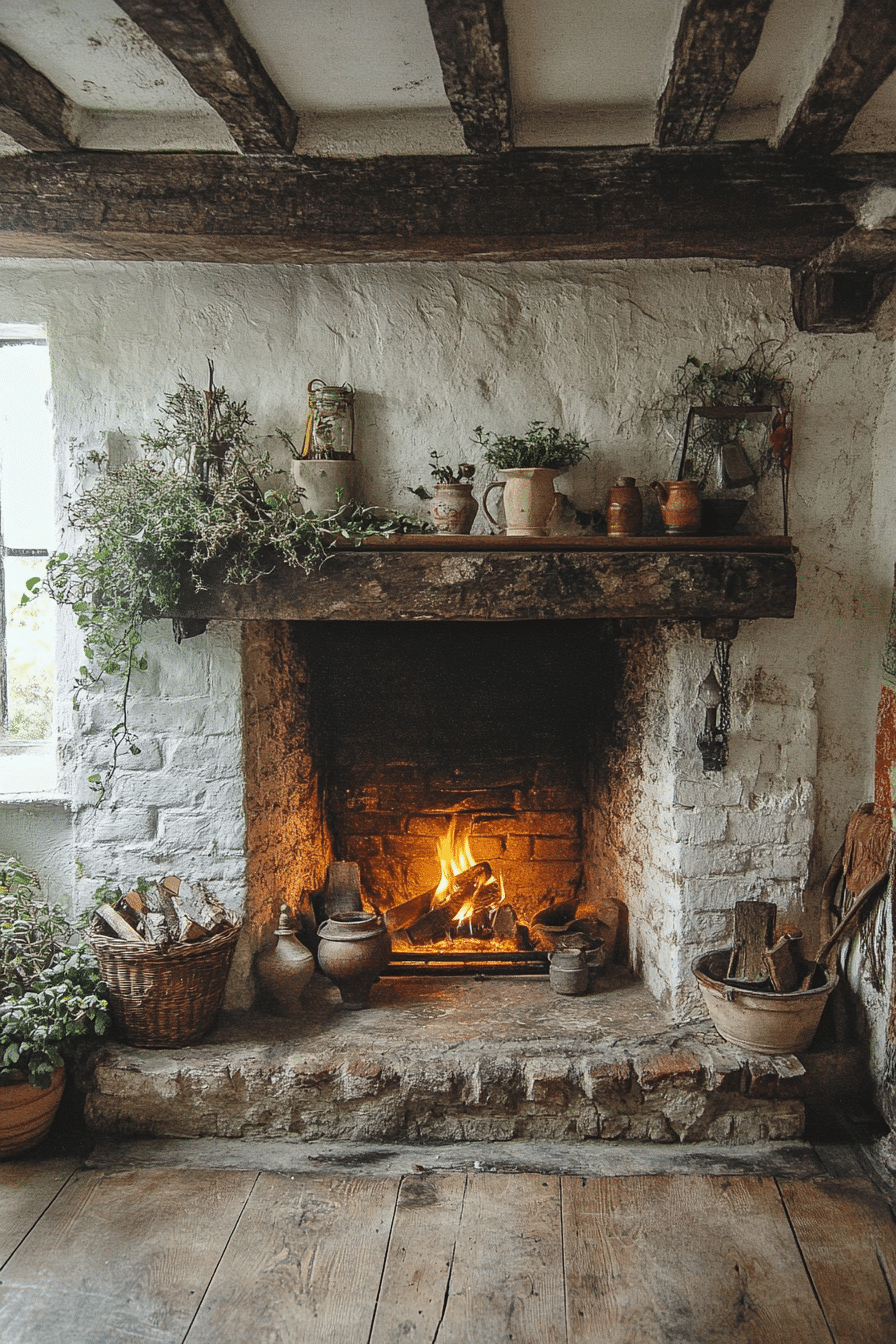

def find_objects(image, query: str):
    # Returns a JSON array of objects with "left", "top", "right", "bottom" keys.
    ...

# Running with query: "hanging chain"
[{"left": 715, "top": 638, "right": 731, "bottom": 735}]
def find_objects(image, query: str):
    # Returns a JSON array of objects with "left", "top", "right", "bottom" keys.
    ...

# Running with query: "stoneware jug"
[
  {"left": 430, "top": 482, "right": 479, "bottom": 535},
  {"left": 254, "top": 904, "right": 316, "bottom": 1016},
  {"left": 549, "top": 947, "right": 590, "bottom": 996},
  {"left": 649, "top": 479, "right": 701, "bottom": 535},
  {"left": 606, "top": 476, "right": 643, "bottom": 537},
  {"left": 482, "top": 467, "right": 559, "bottom": 537},
  {"left": 316, "top": 910, "right": 391, "bottom": 1009}
]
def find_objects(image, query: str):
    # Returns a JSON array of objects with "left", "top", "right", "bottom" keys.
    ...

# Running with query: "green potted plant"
[
  {"left": 667, "top": 345, "right": 793, "bottom": 533},
  {"left": 410, "top": 452, "right": 478, "bottom": 534},
  {"left": 473, "top": 421, "right": 589, "bottom": 537},
  {"left": 0, "top": 854, "right": 109, "bottom": 1157},
  {"left": 29, "top": 363, "right": 423, "bottom": 798}
]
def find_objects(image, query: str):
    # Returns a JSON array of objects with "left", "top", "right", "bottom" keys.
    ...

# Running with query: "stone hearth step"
[{"left": 83, "top": 971, "right": 824, "bottom": 1145}]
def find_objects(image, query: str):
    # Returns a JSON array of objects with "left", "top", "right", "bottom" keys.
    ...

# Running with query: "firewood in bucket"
[{"left": 728, "top": 900, "right": 777, "bottom": 983}]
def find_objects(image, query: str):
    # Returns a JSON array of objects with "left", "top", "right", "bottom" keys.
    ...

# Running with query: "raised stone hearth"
[{"left": 83, "top": 970, "right": 826, "bottom": 1146}]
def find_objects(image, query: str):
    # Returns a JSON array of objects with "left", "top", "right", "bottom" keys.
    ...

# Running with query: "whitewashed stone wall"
[{"left": 0, "top": 256, "right": 890, "bottom": 1014}]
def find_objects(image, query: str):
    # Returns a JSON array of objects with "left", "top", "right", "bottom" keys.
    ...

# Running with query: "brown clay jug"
[
  {"left": 316, "top": 910, "right": 391, "bottom": 1009},
  {"left": 649, "top": 479, "right": 701, "bottom": 535},
  {"left": 606, "top": 477, "right": 643, "bottom": 536},
  {"left": 254, "top": 904, "right": 315, "bottom": 1016}
]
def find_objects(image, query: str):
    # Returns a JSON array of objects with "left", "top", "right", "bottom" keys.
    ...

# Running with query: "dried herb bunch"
[{"left": 36, "top": 363, "right": 424, "bottom": 798}]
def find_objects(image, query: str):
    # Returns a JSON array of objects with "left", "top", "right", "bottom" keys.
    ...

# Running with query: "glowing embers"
[{"left": 387, "top": 816, "right": 521, "bottom": 953}]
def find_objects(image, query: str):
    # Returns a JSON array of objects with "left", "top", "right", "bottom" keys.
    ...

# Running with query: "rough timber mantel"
[{"left": 176, "top": 536, "right": 796, "bottom": 624}]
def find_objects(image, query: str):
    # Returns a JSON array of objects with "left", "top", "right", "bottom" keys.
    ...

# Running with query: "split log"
[
  {"left": 729, "top": 900, "right": 777, "bottom": 982},
  {"left": 384, "top": 887, "right": 437, "bottom": 934},
  {"left": 764, "top": 935, "right": 800, "bottom": 993},
  {"left": 405, "top": 862, "right": 493, "bottom": 945},
  {"left": 96, "top": 903, "right": 146, "bottom": 943}
]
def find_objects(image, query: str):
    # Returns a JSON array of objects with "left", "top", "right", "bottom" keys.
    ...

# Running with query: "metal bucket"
[{"left": 692, "top": 950, "right": 837, "bottom": 1055}]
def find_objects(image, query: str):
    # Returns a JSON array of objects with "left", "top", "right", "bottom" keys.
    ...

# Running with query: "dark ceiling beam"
[
  {"left": 0, "top": 43, "right": 71, "bottom": 151},
  {"left": 777, "top": 0, "right": 896, "bottom": 155},
  {"left": 113, "top": 0, "right": 297, "bottom": 154},
  {"left": 424, "top": 0, "right": 512, "bottom": 153},
  {"left": 655, "top": 0, "right": 773, "bottom": 146},
  {"left": 0, "top": 145, "right": 869, "bottom": 268}
]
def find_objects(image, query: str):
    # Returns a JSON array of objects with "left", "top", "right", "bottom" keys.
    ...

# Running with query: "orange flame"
[{"left": 433, "top": 815, "right": 478, "bottom": 904}]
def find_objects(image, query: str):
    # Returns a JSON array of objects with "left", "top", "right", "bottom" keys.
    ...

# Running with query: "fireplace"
[{"left": 201, "top": 537, "right": 804, "bottom": 1014}]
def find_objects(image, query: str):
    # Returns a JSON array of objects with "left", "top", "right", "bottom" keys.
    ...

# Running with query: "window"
[{"left": 0, "top": 329, "right": 56, "bottom": 794}]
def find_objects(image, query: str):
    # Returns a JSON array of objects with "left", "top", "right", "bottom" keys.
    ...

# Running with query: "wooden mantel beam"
[
  {"left": 777, "top": 0, "right": 896, "bottom": 156},
  {"left": 113, "top": 0, "right": 297, "bottom": 154},
  {"left": 424, "top": 0, "right": 513, "bottom": 153},
  {"left": 655, "top": 0, "right": 773, "bottom": 147},
  {"left": 0, "top": 145, "right": 873, "bottom": 267},
  {"left": 0, "top": 42, "right": 71, "bottom": 151}
]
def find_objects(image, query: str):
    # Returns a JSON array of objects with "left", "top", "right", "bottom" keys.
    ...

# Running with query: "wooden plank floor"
[{"left": 2, "top": 1162, "right": 896, "bottom": 1343}]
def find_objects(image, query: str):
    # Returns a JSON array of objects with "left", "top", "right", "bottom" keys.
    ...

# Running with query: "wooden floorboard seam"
[
  {"left": 773, "top": 1178, "right": 837, "bottom": 1344},
  {"left": 179, "top": 1170, "right": 262, "bottom": 1344},
  {"left": 364, "top": 1174, "right": 406, "bottom": 1344}
]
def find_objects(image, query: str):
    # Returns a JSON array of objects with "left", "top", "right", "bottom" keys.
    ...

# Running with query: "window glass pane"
[
  {"left": 0, "top": 343, "right": 53, "bottom": 550},
  {"left": 6, "top": 554, "right": 53, "bottom": 740}
]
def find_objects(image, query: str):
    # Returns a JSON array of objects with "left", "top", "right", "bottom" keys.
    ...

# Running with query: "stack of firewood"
[{"left": 92, "top": 876, "right": 234, "bottom": 949}]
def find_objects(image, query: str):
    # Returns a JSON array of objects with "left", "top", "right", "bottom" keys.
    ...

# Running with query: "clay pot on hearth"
[
  {"left": 254, "top": 904, "right": 316, "bottom": 1016},
  {"left": 316, "top": 910, "right": 391, "bottom": 1009}
]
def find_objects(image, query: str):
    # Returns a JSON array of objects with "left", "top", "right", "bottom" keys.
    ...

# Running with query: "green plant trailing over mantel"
[
  {"left": 34, "top": 363, "right": 424, "bottom": 799},
  {"left": 0, "top": 854, "right": 108, "bottom": 1088}
]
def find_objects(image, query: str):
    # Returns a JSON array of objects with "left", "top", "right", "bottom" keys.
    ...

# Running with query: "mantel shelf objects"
[{"left": 174, "top": 535, "right": 796, "bottom": 624}]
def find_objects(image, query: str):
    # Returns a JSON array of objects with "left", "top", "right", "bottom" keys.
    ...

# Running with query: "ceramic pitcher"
[{"left": 482, "top": 467, "right": 559, "bottom": 537}]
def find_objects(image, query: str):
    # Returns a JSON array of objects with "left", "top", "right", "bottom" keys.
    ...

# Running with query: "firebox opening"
[{"left": 303, "top": 620, "right": 619, "bottom": 969}]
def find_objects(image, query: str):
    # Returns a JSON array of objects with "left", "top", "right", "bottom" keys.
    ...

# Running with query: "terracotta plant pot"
[
  {"left": 482, "top": 467, "right": 560, "bottom": 537},
  {"left": 0, "top": 1066, "right": 65, "bottom": 1158},
  {"left": 693, "top": 951, "right": 837, "bottom": 1055},
  {"left": 429, "top": 482, "right": 478, "bottom": 535},
  {"left": 316, "top": 910, "right": 391, "bottom": 1009}
]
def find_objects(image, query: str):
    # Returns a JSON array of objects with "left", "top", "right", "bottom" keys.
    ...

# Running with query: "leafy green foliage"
[
  {"left": 0, "top": 855, "right": 108, "bottom": 1088},
  {"left": 473, "top": 422, "right": 589, "bottom": 471},
  {"left": 428, "top": 451, "right": 475, "bottom": 486},
  {"left": 670, "top": 344, "right": 792, "bottom": 487},
  {"left": 35, "top": 366, "right": 425, "bottom": 799}
]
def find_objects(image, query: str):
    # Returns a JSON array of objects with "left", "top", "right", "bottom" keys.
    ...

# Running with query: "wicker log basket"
[{"left": 89, "top": 915, "right": 241, "bottom": 1048}]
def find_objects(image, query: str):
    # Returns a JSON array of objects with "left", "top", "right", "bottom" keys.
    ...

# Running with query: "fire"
[{"left": 433, "top": 815, "right": 478, "bottom": 904}]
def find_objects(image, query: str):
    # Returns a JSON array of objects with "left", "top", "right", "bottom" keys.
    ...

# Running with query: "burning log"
[
  {"left": 404, "top": 862, "right": 494, "bottom": 946},
  {"left": 384, "top": 887, "right": 437, "bottom": 934}
]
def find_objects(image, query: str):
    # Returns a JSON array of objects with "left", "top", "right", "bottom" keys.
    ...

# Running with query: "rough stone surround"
[{"left": 84, "top": 971, "right": 813, "bottom": 1145}]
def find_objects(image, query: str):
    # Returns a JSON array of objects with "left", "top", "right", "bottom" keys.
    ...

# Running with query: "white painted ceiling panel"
[{"left": 225, "top": 0, "right": 449, "bottom": 113}]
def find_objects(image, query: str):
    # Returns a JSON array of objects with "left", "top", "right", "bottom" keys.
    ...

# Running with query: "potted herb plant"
[
  {"left": 31, "top": 363, "right": 423, "bottom": 798},
  {"left": 474, "top": 421, "right": 589, "bottom": 537},
  {"left": 0, "top": 854, "right": 109, "bottom": 1157},
  {"left": 410, "top": 452, "right": 478, "bottom": 534}
]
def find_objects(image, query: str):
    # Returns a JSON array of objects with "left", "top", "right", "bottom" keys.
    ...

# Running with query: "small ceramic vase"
[
  {"left": 606, "top": 477, "right": 643, "bottom": 537},
  {"left": 549, "top": 948, "right": 590, "bottom": 996},
  {"left": 430, "top": 482, "right": 479, "bottom": 535},
  {"left": 316, "top": 910, "right": 391, "bottom": 1009},
  {"left": 254, "top": 904, "right": 316, "bottom": 1015}
]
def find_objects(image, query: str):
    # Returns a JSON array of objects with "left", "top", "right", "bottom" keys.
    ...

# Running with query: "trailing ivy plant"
[
  {"left": 32, "top": 363, "right": 424, "bottom": 799},
  {"left": 0, "top": 854, "right": 108, "bottom": 1088}
]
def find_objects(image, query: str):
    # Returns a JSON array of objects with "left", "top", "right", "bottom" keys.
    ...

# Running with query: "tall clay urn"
[
  {"left": 254, "top": 904, "right": 316, "bottom": 1015},
  {"left": 316, "top": 910, "right": 391, "bottom": 1009}
]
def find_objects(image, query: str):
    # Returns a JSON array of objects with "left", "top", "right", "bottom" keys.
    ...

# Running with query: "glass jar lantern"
[{"left": 301, "top": 380, "right": 355, "bottom": 460}]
